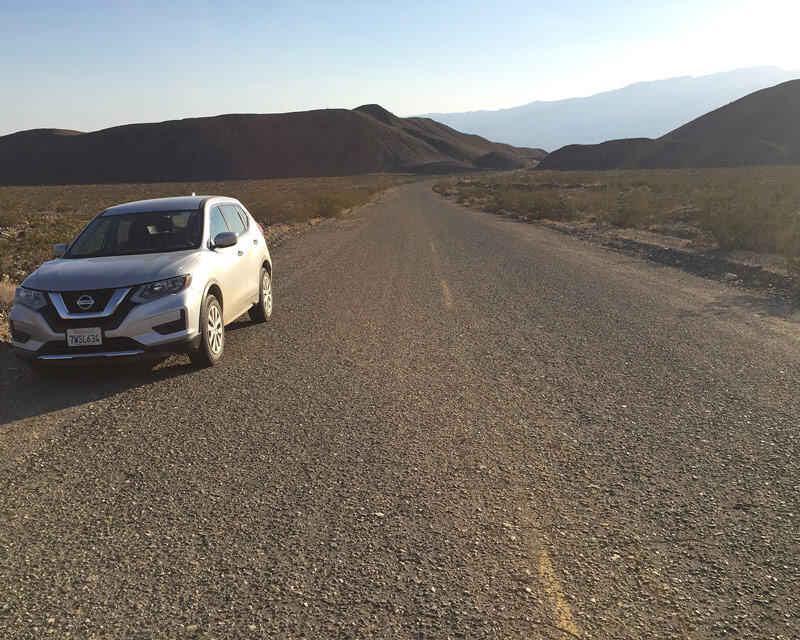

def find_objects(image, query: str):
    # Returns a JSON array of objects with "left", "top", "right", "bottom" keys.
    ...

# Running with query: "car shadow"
[
  {"left": 0, "top": 317, "right": 256, "bottom": 427},
  {"left": 0, "top": 347, "right": 194, "bottom": 427}
]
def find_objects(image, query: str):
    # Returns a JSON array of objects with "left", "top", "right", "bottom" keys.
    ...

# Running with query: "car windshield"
[{"left": 64, "top": 210, "right": 202, "bottom": 258}]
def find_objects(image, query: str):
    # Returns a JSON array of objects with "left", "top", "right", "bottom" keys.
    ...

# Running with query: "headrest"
[
  {"left": 129, "top": 220, "right": 150, "bottom": 242},
  {"left": 155, "top": 216, "right": 173, "bottom": 233}
]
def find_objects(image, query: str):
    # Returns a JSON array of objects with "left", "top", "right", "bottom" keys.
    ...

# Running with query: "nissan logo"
[{"left": 76, "top": 294, "right": 95, "bottom": 310}]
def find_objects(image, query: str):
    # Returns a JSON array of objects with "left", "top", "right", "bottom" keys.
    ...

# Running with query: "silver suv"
[{"left": 10, "top": 196, "right": 273, "bottom": 368}]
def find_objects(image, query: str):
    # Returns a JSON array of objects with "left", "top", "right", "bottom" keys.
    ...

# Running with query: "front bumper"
[
  {"left": 10, "top": 288, "right": 203, "bottom": 362},
  {"left": 12, "top": 334, "right": 202, "bottom": 362}
]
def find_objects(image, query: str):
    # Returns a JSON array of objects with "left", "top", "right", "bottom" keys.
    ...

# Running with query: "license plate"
[{"left": 66, "top": 327, "right": 102, "bottom": 347}]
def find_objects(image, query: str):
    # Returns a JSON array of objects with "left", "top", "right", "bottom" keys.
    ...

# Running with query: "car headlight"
[
  {"left": 14, "top": 286, "right": 48, "bottom": 310},
  {"left": 131, "top": 275, "right": 192, "bottom": 303}
]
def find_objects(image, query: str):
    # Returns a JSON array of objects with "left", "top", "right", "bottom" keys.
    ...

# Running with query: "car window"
[
  {"left": 66, "top": 210, "right": 202, "bottom": 258},
  {"left": 208, "top": 206, "right": 229, "bottom": 240},
  {"left": 69, "top": 216, "right": 113, "bottom": 257},
  {"left": 233, "top": 204, "right": 250, "bottom": 230},
  {"left": 115, "top": 216, "right": 133, "bottom": 245},
  {"left": 220, "top": 204, "right": 246, "bottom": 235}
]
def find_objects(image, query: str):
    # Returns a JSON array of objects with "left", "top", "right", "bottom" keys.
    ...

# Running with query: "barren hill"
[
  {"left": 539, "top": 80, "right": 800, "bottom": 170},
  {"left": 0, "top": 106, "right": 544, "bottom": 185}
]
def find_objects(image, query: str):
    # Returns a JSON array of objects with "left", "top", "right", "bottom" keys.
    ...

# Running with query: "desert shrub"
[
  {"left": 566, "top": 189, "right": 619, "bottom": 223},
  {"left": 0, "top": 201, "right": 25, "bottom": 227},
  {"left": 696, "top": 180, "right": 800, "bottom": 253},
  {"left": 439, "top": 166, "right": 800, "bottom": 266},
  {"left": 780, "top": 222, "right": 800, "bottom": 273},
  {"left": 0, "top": 174, "right": 412, "bottom": 281},
  {"left": 456, "top": 185, "right": 487, "bottom": 204},
  {"left": 493, "top": 185, "right": 571, "bottom": 220},
  {"left": 604, "top": 188, "right": 666, "bottom": 228},
  {"left": 0, "top": 278, "right": 15, "bottom": 312},
  {"left": 433, "top": 179, "right": 457, "bottom": 195},
  {"left": 314, "top": 189, "right": 373, "bottom": 217}
]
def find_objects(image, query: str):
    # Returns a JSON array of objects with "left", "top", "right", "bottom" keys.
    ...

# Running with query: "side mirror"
[
  {"left": 53, "top": 243, "right": 68, "bottom": 257},
  {"left": 213, "top": 231, "right": 238, "bottom": 248}
]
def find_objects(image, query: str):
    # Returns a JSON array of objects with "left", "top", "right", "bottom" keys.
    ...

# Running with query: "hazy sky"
[{"left": 2, "top": 0, "right": 799, "bottom": 135}]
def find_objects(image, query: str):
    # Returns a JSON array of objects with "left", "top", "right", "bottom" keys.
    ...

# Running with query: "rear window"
[{"left": 234, "top": 204, "right": 250, "bottom": 230}]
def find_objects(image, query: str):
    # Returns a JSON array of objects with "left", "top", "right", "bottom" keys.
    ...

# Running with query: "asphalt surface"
[{"left": 1, "top": 181, "right": 798, "bottom": 639}]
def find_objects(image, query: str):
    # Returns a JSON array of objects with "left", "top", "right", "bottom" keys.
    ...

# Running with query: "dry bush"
[
  {"left": 695, "top": 178, "right": 800, "bottom": 254},
  {"left": 0, "top": 278, "right": 15, "bottom": 312},
  {"left": 432, "top": 179, "right": 457, "bottom": 196},
  {"left": 0, "top": 174, "right": 410, "bottom": 282},
  {"left": 441, "top": 166, "right": 800, "bottom": 263},
  {"left": 493, "top": 185, "right": 573, "bottom": 220},
  {"left": 0, "top": 278, "right": 13, "bottom": 343}
]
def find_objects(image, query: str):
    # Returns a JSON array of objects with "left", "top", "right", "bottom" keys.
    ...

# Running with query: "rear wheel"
[
  {"left": 190, "top": 294, "right": 224, "bottom": 367},
  {"left": 249, "top": 267, "right": 273, "bottom": 323}
]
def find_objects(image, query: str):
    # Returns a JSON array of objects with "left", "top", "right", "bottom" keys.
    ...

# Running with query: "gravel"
[{"left": 0, "top": 181, "right": 797, "bottom": 638}]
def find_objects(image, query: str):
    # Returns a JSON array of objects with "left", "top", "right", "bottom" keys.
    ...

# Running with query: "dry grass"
[
  {"left": 0, "top": 174, "right": 412, "bottom": 284},
  {"left": 0, "top": 277, "right": 15, "bottom": 342},
  {"left": 0, "top": 278, "right": 14, "bottom": 309},
  {"left": 435, "top": 166, "right": 800, "bottom": 268}
]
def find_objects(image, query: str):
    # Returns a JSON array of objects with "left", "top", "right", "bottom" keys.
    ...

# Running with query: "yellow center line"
[
  {"left": 516, "top": 502, "right": 581, "bottom": 638},
  {"left": 440, "top": 279, "right": 454, "bottom": 310},
  {"left": 536, "top": 546, "right": 580, "bottom": 638}
]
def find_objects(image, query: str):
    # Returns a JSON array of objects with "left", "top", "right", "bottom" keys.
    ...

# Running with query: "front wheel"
[
  {"left": 249, "top": 267, "right": 273, "bottom": 323},
  {"left": 190, "top": 293, "right": 224, "bottom": 367}
]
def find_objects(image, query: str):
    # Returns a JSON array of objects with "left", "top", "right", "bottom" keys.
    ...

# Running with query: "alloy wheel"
[
  {"left": 207, "top": 303, "right": 223, "bottom": 355},
  {"left": 263, "top": 272, "right": 273, "bottom": 316}
]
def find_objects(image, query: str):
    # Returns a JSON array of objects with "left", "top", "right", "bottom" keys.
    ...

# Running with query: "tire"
[
  {"left": 249, "top": 267, "right": 273, "bottom": 323},
  {"left": 190, "top": 293, "right": 224, "bottom": 367}
]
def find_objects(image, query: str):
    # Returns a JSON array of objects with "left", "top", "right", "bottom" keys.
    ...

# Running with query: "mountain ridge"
[
  {"left": 538, "top": 79, "right": 800, "bottom": 170},
  {"left": 421, "top": 66, "right": 800, "bottom": 150},
  {"left": 0, "top": 106, "right": 545, "bottom": 185}
]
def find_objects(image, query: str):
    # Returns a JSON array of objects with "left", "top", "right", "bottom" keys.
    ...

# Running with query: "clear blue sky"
[{"left": 2, "top": 0, "right": 798, "bottom": 134}]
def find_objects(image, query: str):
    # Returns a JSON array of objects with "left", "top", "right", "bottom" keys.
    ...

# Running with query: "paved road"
[{"left": 1, "top": 182, "right": 798, "bottom": 638}]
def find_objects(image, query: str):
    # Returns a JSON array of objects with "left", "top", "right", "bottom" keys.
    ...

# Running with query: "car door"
[
  {"left": 234, "top": 204, "right": 263, "bottom": 293},
  {"left": 220, "top": 203, "right": 259, "bottom": 300},
  {"left": 208, "top": 205, "right": 249, "bottom": 322}
]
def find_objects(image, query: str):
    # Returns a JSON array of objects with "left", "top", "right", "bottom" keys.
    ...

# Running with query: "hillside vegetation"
[
  {"left": 435, "top": 167, "right": 800, "bottom": 267},
  {"left": 0, "top": 174, "right": 409, "bottom": 286},
  {"left": 0, "top": 105, "right": 543, "bottom": 185},
  {"left": 540, "top": 79, "right": 800, "bottom": 170}
]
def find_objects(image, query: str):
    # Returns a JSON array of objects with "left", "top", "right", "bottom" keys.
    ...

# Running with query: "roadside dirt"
[
  {"left": 539, "top": 218, "right": 798, "bottom": 294},
  {"left": 445, "top": 193, "right": 799, "bottom": 300}
]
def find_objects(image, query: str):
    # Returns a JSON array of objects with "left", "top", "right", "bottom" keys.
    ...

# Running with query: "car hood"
[{"left": 22, "top": 251, "right": 200, "bottom": 291}]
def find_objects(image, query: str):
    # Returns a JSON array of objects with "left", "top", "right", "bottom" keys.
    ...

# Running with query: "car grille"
[
  {"left": 60, "top": 288, "right": 117, "bottom": 314},
  {"left": 39, "top": 291, "right": 136, "bottom": 332}
]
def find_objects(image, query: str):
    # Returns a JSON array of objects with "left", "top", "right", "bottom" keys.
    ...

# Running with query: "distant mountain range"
[
  {"left": 0, "top": 105, "right": 545, "bottom": 185},
  {"left": 538, "top": 79, "right": 800, "bottom": 170},
  {"left": 422, "top": 66, "right": 800, "bottom": 151}
]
